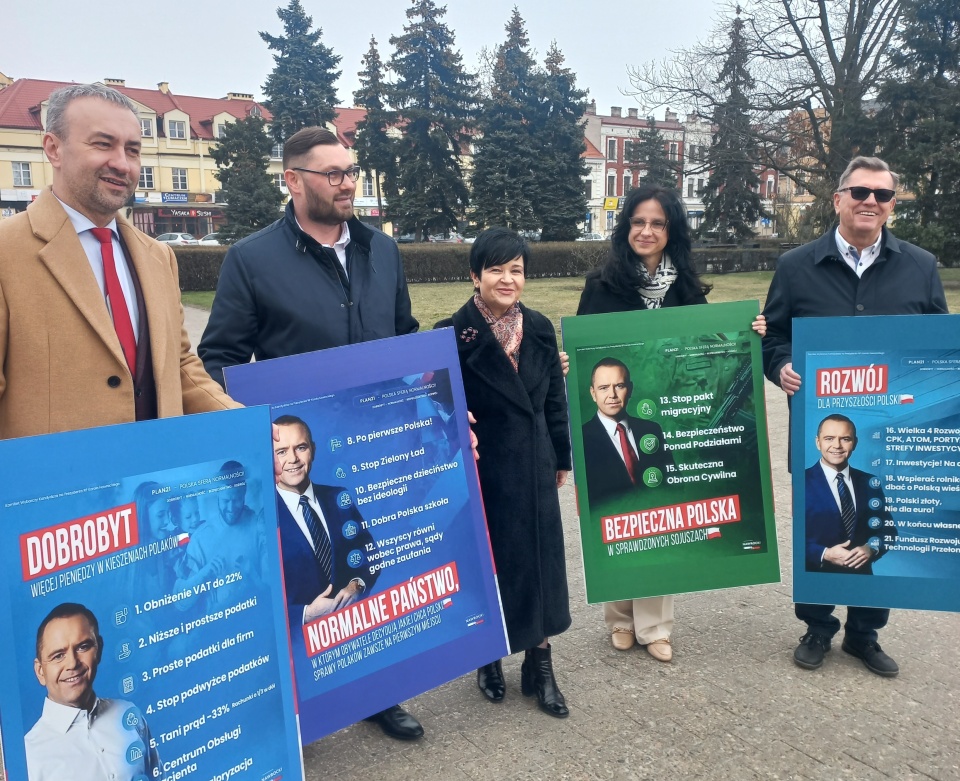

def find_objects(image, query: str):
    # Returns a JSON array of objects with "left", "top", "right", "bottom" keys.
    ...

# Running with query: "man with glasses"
[
  {"left": 199, "top": 126, "right": 418, "bottom": 387},
  {"left": 199, "top": 126, "right": 422, "bottom": 741},
  {"left": 762, "top": 156, "right": 947, "bottom": 677}
]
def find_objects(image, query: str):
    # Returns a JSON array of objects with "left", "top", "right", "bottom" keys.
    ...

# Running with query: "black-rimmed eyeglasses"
[
  {"left": 836, "top": 186, "right": 896, "bottom": 203},
  {"left": 291, "top": 165, "right": 362, "bottom": 186}
]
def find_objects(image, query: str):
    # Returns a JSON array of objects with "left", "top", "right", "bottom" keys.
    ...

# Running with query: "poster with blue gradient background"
[
  {"left": 0, "top": 407, "right": 303, "bottom": 781},
  {"left": 793, "top": 314, "right": 960, "bottom": 611},
  {"left": 225, "top": 328, "right": 509, "bottom": 745}
]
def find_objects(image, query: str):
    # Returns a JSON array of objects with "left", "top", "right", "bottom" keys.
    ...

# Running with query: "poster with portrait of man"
[
  {"left": 562, "top": 300, "right": 780, "bottom": 603},
  {"left": 793, "top": 314, "right": 960, "bottom": 611},
  {"left": 224, "top": 328, "right": 509, "bottom": 746},
  {"left": 0, "top": 407, "right": 303, "bottom": 781}
]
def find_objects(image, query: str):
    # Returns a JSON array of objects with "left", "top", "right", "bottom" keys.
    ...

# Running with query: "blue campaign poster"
[
  {"left": 793, "top": 315, "right": 960, "bottom": 611},
  {"left": 0, "top": 407, "right": 303, "bottom": 781},
  {"left": 224, "top": 329, "right": 509, "bottom": 746}
]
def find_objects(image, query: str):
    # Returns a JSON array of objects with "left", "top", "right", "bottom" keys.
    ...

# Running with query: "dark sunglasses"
[{"left": 837, "top": 186, "right": 896, "bottom": 203}]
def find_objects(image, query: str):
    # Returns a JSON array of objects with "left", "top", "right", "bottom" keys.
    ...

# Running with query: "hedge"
[{"left": 172, "top": 241, "right": 782, "bottom": 291}]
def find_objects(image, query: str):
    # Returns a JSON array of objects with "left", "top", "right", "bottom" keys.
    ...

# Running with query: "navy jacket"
[
  {"left": 762, "top": 227, "right": 947, "bottom": 386},
  {"left": 804, "top": 464, "right": 897, "bottom": 574},
  {"left": 200, "top": 203, "right": 418, "bottom": 387}
]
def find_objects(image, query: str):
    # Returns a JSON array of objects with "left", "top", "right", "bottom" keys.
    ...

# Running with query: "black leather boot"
[
  {"left": 477, "top": 659, "right": 506, "bottom": 702},
  {"left": 520, "top": 643, "right": 569, "bottom": 718}
]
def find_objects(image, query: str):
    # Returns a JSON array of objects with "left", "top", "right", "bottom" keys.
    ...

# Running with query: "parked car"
[
  {"left": 429, "top": 233, "right": 465, "bottom": 244},
  {"left": 199, "top": 233, "right": 221, "bottom": 246},
  {"left": 575, "top": 233, "right": 605, "bottom": 242},
  {"left": 156, "top": 232, "right": 198, "bottom": 246},
  {"left": 518, "top": 229, "right": 541, "bottom": 242},
  {"left": 396, "top": 234, "right": 417, "bottom": 243}
]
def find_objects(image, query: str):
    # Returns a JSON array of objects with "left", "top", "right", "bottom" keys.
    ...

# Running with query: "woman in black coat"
[
  {"left": 577, "top": 184, "right": 764, "bottom": 663},
  {"left": 436, "top": 227, "right": 572, "bottom": 718}
]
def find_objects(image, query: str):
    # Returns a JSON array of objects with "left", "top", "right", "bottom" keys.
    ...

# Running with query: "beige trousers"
[{"left": 603, "top": 596, "right": 674, "bottom": 644}]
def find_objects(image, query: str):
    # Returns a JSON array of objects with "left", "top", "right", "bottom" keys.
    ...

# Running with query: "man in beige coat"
[{"left": 0, "top": 83, "right": 235, "bottom": 439}]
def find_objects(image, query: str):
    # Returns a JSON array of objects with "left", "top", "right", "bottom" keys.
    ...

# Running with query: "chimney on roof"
[
  {"left": 226, "top": 92, "right": 254, "bottom": 101},
  {"left": 586, "top": 99, "right": 596, "bottom": 115},
  {"left": 628, "top": 108, "right": 638, "bottom": 119},
  {"left": 611, "top": 106, "right": 622, "bottom": 117},
  {"left": 665, "top": 107, "right": 678, "bottom": 122},
  {"left": 104, "top": 78, "right": 125, "bottom": 87},
  {"left": 157, "top": 82, "right": 169, "bottom": 94}
]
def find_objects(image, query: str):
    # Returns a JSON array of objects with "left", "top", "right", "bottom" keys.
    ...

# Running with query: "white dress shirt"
[
  {"left": 57, "top": 198, "right": 140, "bottom": 339},
  {"left": 835, "top": 227, "right": 882, "bottom": 278},
  {"left": 819, "top": 459, "right": 857, "bottom": 513},
  {"left": 277, "top": 482, "right": 331, "bottom": 550},
  {"left": 295, "top": 216, "right": 351, "bottom": 275},
  {"left": 596, "top": 413, "right": 639, "bottom": 466},
  {"left": 25, "top": 697, "right": 159, "bottom": 781}
]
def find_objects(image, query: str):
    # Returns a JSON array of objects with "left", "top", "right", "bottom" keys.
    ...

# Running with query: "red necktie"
[
  {"left": 90, "top": 227, "right": 137, "bottom": 375},
  {"left": 617, "top": 422, "right": 640, "bottom": 485}
]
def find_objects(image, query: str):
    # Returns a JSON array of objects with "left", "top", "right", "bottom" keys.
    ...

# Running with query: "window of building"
[
  {"left": 271, "top": 143, "right": 284, "bottom": 160},
  {"left": 584, "top": 179, "right": 592, "bottom": 200},
  {"left": 217, "top": 123, "right": 228, "bottom": 139},
  {"left": 697, "top": 178, "right": 705, "bottom": 194},
  {"left": 606, "top": 174, "right": 616, "bottom": 197},
  {"left": 688, "top": 144, "right": 696, "bottom": 162},
  {"left": 272, "top": 172, "right": 287, "bottom": 191},
  {"left": 172, "top": 168, "right": 188, "bottom": 190},
  {"left": 12, "top": 162, "right": 32, "bottom": 187},
  {"left": 363, "top": 173, "right": 375, "bottom": 198},
  {"left": 687, "top": 178, "right": 694, "bottom": 198},
  {"left": 169, "top": 120, "right": 186, "bottom": 139},
  {"left": 139, "top": 167, "right": 154, "bottom": 189},
  {"left": 140, "top": 118, "right": 153, "bottom": 138},
  {"left": 767, "top": 176, "right": 776, "bottom": 197},
  {"left": 669, "top": 142, "right": 678, "bottom": 161},
  {"left": 607, "top": 138, "right": 617, "bottom": 161},
  {"left": 623, "top": 172, "right": 631, "bottom": 194}
]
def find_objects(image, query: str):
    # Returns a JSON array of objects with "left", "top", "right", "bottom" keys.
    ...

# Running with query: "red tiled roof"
[
  {"left": 332, "top": 106, "right": 366, "bottom": 147},
  {"left": 0, "top": 78, "right": 272, "bottom": 140},
  {"left": 582, "top": 137, "right": 603, "bottom": 159}
]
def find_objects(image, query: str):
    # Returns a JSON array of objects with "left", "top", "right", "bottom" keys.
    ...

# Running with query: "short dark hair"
[
  {"left": 817, "top": 413, "right": 857, "bottom": 438},
  {"left": 273, "top": 414, "right": 313, "bottom": 443},
  {"left": 602, "top": 184, "right": 710, "bottom": 299},
  {"left": 469, "top": 227, "right": 530, "bottom": 279},
  {"left": 590, "top": 357, "right": 631, "bottom": 385},
  {"left": 282, "top": 127, "right": 342, "bottom": 170},
  {"left": 36, "top": 603, "right": 101, "bottom": 659}
]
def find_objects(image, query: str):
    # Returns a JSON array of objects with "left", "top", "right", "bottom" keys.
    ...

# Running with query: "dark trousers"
[{"left": 795, "top": 603, "right": 889, "bottom": 646}]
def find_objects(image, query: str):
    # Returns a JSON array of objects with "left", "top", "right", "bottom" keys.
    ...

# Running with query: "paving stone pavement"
[{"left": 190, "top": 311, "right": 960, "bottom": 778}]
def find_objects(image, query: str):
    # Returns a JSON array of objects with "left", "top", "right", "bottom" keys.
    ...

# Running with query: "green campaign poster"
[{"left": 562, "top": 300, "right": 779, "bottom": 603}]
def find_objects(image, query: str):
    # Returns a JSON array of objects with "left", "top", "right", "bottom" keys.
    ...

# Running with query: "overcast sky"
[{"left": 5, "top": 0, "right": 724, "bottom": 119}]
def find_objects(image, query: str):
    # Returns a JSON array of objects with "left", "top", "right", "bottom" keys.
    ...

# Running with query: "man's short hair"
[
  {"left": 817, "top": 413, "right": 857, "bottom": 438},
  {"left": 36, "top": 603, "right": 101, "bottom": 659},
  {"left": 837, "top": 156, "right": 900, "bottom": 190},
  {"left": 273, "top": 414, "right": 314, "bottom": 443},
  {"left": 282, "top": 127, "right": 341, "bottom": 170},
  {"left": 46, "top": 84, "right": 139, "bottom": 140},
  {"left": 590, "top": 357, "right": 631, "bottom": 385}
]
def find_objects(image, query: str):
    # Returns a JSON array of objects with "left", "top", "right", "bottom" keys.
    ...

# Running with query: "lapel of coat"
[
  {"left": 118, "top": 217, "right": 171, "bottom": 382},
  {"left": 516, "top": 303, "right": 553, "bottom": 398},
  {"left": 31, "top": 190, "right": 128, "bottom": 370},
  {"left": 453, "top": 299, "right": 534, "bottom": 416}
]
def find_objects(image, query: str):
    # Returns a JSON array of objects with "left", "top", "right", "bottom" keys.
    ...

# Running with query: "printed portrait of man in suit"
[
  {"left": 581, "top": 357, "right": 674, "bottom": 507},
  {"left": 805, "top": 414, "right": 897, "bottom": 574},
  {"left": 272, "top": 415, "right": 380, "bottom": 627}
]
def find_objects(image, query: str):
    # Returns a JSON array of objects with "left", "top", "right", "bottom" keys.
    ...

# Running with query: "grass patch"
[{"left": 182, "top": 267, "right": 960, "bottom": 339}]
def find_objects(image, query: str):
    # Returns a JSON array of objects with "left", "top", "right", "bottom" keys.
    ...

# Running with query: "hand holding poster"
[
  {"left": 224, "top": 329, "right": 509, "bottom": 745},
  {"left": 0, "top": 408, "right": 302, "bottom": 781},
  {"left": 793, "top": 314, "right": 960, "bottom": 611},
  {"left": 562, "top": 300, "right": 780, "bottom": 603}
]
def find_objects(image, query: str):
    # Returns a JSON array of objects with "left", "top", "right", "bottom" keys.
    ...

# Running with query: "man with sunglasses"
[
  {"left": 199, "top": 126, "right": 418, "bottom": 388},
  {"left": 199, "top": 126, "right": 423, "bottom": 740},
  {"left": 762, "top": 156, "right": 947, "bottom": 678}
]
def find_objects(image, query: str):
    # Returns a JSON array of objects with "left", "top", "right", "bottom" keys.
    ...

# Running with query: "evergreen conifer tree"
[
  {"left": 386, "top": 0, "right": 479, "bottom": 238},
  {"left": 353, "top": 36, "right": 397, "bottom": 231},
  {"left": 699, "top": 9, "right": 768, "bottom": 242},
  {"left": 210, "top": 116, "right": 284, "bottom": 244},
  {"left": 627, "top": 118, "right": 681, "bottom": 191},
  {"left": 260, "top": 0, "right": 341, "bottom": 143}
]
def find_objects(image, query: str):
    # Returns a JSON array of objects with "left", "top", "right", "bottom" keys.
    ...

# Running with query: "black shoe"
[
  {"left": 520, "top": 644, "right": 569, "bottom": 718},
  {"left": 794, "top": 632, "right": 831, "bottom": 670},
  {"left": 363, "top": 704, "right": 424, "bottom": 740},
  {"left": 841, "top": 639, "right": 900, "bottom": 677},
  {"left": 477, "top": 660, "right": 505, "bottom": 702}
]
